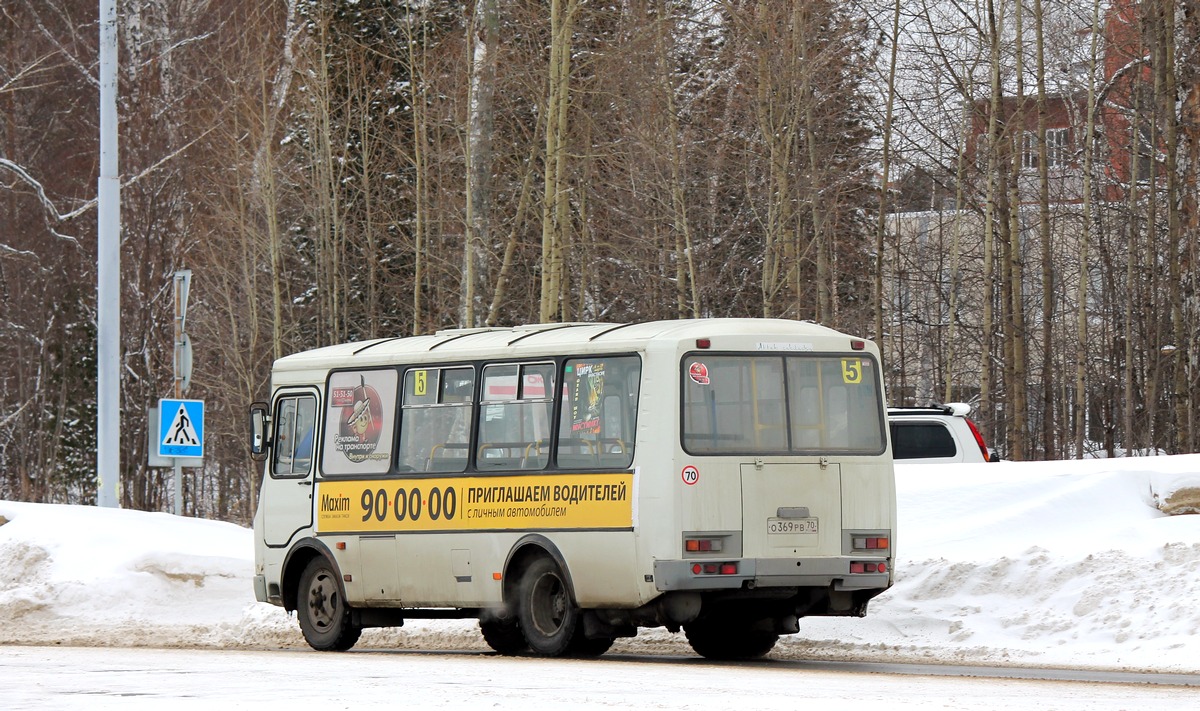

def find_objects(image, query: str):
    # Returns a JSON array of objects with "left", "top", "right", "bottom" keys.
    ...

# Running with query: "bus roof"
[{"left": 272, "top": 318, "right": 868, "bottom": 373}]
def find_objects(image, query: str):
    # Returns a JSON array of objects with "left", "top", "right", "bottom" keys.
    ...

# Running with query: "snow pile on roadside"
[
  {"left": 1, "top": 455, "right": 1198, "bottom": 672},
  {"left": 787, "top": 458, "right": 1200, "bottom": 673}
]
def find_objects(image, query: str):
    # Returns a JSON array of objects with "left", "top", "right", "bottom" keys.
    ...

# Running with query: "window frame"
[
  {"left": 555, "top": 355, "right": 642, "bottom": 470},
  {"left": 1021, "top": 127, "right": 1071, "bottom": 171},
  {"left": 316, "top": 354, "right": 644, "bottom": 478},
  {"left": 319, "top": 367, "right": 401, "bottom": 477},
  {"left": 679, "top": 351, "right": 887, "bottom": 457},
  {"left": 270, "top": 391, "right": 318, "bottom": 480},
  {"left": 397, "top": 364, "right": 476, "bottom": 474},
  {"left": 889, "top": 421, "right": 959, "bottom": 460},
  {"left": 476, "top": 361, "right": 558, "bottom": 472}
]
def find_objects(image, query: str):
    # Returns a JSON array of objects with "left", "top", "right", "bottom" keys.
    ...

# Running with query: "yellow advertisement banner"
[{"left": 316, "top": 472, "right": 634, "bottom": 534}]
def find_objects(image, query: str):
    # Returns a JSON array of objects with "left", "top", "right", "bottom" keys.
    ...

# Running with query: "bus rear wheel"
[
  {"left": 567, "top": 633, "right": 615, "bottom": 657},
  {"left": 516, "top": 556, "right": 579, "bottom": 656},
  {"left": 297, "top": 557, "right": 362, "bottom": 651},
  {"left": 684, "top": 620, "right": 778, "bottom": 660},
  {"left": 480, "top": 615, "right": 527, "bottom": 655}
]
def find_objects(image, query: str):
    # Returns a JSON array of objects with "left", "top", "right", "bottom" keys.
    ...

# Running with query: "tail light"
[
  {"left": 852, "top": 536, "right": 890, "bottom": 551},
  {"left": 684, "top": 537, "right": 724, "bottom": 553},
  {"left": 964, "top": 418, "right": 991, "bottom": 462}
]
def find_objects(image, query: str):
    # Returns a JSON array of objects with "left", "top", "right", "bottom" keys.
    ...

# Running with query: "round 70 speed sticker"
[{"left": 681, "top": 465, "right": 700, "bottom": 486}]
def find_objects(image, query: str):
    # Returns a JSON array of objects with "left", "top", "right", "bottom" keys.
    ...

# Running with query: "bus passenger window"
[
  {"left": 399, "top": 367, "right": 474, "bottom": 473},
  {"left": 321, "top": 369, "right": 400, "bottom": 476},
  {"left": 478, "top": 363, "right": 554, "bottom": 471},
  {"left": 557, "top": 356, "right": 640, "bottom": 469}
]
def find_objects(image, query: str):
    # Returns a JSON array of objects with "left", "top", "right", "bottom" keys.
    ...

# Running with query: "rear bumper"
[{"left": 653, "top": 556, "right": 891, "bottom": 592}]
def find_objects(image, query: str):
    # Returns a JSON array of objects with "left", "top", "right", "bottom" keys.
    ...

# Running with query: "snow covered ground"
[{"left": 1, "top": 455, "right": 1199, "bottom": 675}]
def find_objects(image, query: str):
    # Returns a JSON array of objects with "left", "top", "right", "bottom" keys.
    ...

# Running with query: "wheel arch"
[
  {"left": 281, "top": 538, "right": 340, "bottom": 613},
  {"left": 502, "top": 534, "right": 576, "bottom": 607}
]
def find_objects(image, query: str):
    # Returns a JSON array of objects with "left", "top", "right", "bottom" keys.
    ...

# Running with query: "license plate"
[{"left": 767, "top": 517, "right": 818, "bottom": 535}]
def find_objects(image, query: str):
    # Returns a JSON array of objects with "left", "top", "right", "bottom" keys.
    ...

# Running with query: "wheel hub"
[{"left": 309, "top": 578, "right": 332, "bottom": 628}]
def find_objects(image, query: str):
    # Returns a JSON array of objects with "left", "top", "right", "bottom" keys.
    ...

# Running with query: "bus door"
[
  {"left": 740, "top": 462, "right": 842, "bottom": 558},
  {"left": 261, "top": 389, "right": 319, "bottom": 547}
]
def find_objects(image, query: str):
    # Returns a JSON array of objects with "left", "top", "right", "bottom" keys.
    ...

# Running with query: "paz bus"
[{"left": 249, "top": 318, "right": 896, "bottom": 659}]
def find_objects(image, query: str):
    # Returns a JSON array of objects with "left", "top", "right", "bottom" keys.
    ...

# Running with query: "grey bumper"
[{"left": 653, "top": 557, "right": 890, "bottom": 592}]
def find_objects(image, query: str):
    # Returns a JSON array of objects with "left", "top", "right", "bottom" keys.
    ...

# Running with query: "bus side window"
[
  {"left": 478, "top": 363, "right": 554, "bottom": 471},
  {"left": 272, "top": 395, "right": 316, "bottom": 477},
  {"left": 399, "top": 367, "right": 474, "bottom": 473},
  {"left": 557, "top": 356, "right": 640, "bottom": 469}
]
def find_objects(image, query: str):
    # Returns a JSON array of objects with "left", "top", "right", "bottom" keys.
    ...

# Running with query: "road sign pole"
[
  {"left": 96, "top": 0, "right": 121, "bottom": 509},
  {"left": 173, "top": 270, "right": 191, "bottom": 400},
  {"left": 174, "top": 458, "right": 182, "bottom": 515},
  {"left": 172, "top": 270, "right": 191, "bottom": 516}
]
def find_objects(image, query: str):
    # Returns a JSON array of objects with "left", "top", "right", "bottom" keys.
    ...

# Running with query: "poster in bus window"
[
  {"left": 571, "top": 361, "right": 605, "bottom": 434},
  {"left": 324, "top": 369, "right": 398, "bottom": 474}
]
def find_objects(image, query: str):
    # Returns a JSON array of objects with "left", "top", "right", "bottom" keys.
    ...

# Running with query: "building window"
[
  {"left": 1022, "top": 128, "right": 1069, "bottom": 170},
  {"left": 1021, "top": 132, "right": 1038, "bottom": 170},
  {"left": 1046, "top": 128, "right": 1069, "bottom": 167}
]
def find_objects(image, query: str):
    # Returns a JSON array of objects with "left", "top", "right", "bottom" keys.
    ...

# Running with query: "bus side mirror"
[{"left": 250, "top": 402, "right": 270, "bottom": 461}]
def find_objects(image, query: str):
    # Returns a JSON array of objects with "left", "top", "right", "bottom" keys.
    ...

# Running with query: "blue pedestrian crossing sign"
[{"left": 158, "top": 398, "right": 205, "bottom": 458}]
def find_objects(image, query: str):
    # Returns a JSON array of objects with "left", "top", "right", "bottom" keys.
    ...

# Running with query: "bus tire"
[
  {"left": 516, "top": 556, "right": 579, "bottom": 656},
  {"left": 297, "top": 557, "right": 362, "bottom": 651},
  {"left": 567, "top": 633, "right": 615, "bottom": 657},
  {"left": 683, "top": 621, "right": 778, "bottom": 660},
  {"left": 480, "top": 615, "right": 527, "bottom": 655}
]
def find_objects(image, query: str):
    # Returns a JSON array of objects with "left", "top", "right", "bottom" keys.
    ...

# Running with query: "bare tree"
[
  {"left": 539, "top": 0, "right": 579, "bottom": 323},
  {"left": 462, "top": 0, "right": 498, "bottom": 327}
]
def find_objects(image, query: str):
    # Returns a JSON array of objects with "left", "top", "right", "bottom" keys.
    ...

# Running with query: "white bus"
[{"left": 250, "top": 318, "right": 895, "bottom": 659}]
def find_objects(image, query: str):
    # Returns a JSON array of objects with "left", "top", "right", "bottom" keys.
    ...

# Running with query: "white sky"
[{"left": 1, "top": 454, "right": 1198, "bottom": 677}]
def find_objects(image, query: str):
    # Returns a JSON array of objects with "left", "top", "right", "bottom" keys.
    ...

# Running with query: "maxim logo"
[{"left": 321, "top": 493, "right": 352, "bottom": 513}]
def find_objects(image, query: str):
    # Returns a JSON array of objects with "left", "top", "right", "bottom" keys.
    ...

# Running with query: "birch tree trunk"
[
  {"left": 981, "top": 0, "right": 1004, "bottom": 442},
  {"left": 1122, "top": 66, "right": 1144, "bottom": 455},
  {"left": 752, "top": 1, "right": 797, "bottom": 318},
  {"left": 1006, "top": 0, "right": 1028, "bottom": 460},
  {"left": 942, "top": 96, "right": 971, "bottom": 405},
  {"left": 1033, "top": 0, "right": 1056, "bottom": 459},
  {"left": 405, "top": 10, "right": 430, "bottom": 335},
  {"left": 539, "top": 0, "right": 578, "bottom": 323},
  {"left": 1074, "top": 0, "right": 1103, "bottom": 457},
  {"left": 876, "top": 0, "right": 903, "bottom": 346},
  {"left": 657, "top": 14, "right": 698, "bottom": 318},
  {"left": 798, "top": 2, "right": 831, "bottom": 324},
  {"left": 463, "top": 0, "right": 497, "bottom": 328},
  {"left": 1155, "top": 0, "right": 1189, "bottom": 452}
]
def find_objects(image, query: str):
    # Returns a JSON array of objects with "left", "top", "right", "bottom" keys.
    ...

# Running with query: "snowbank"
[{"left": 1, "top": 455, "right": 1198, "bottom": 673}]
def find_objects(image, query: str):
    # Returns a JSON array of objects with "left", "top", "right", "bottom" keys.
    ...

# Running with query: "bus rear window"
[{"left": 682, "top": 354, "right": 885, "bottom": 455}]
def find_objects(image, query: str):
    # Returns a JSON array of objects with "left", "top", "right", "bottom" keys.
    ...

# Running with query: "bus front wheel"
[
  {"left": 516, "top": 556, "right": 579, "bottom": 656},
  {"left": 297, "top": 557, "right": 362, "bottom": 651}
]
